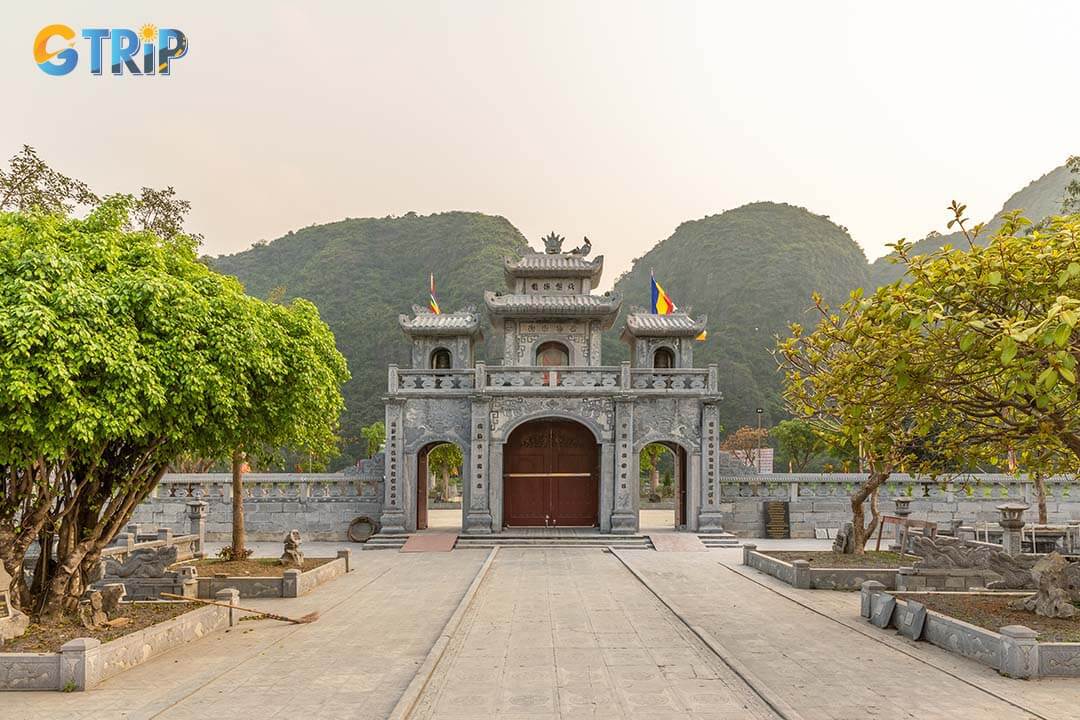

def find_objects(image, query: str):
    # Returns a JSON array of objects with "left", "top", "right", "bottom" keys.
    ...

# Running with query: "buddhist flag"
[
  {"left": 650, "top": 272, "right": 677, "bottom": 315},
  {"left": 429, "top": 272, "right": 441, "bottom": 314},
  {"left": 695, "top": 329, "right": 708, "bottom": 342}
]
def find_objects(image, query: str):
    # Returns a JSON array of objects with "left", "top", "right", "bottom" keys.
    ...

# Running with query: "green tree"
[
  {"left": 639, "top": 443, "right": 667, "bottom": 496},
  {"left": 0, "top": 199, "right": 346, "bottom": 618},
  {"left": 0, "top": 145, "right": 98, "bottom": 214},
  {"left": 360, "top": 421, "right": 386, "bottom": 458},
  {"left": 770, "top": 419, "right": 824, "bottom": 472},
  {"left": 720, "top": 426, "right": 769, "bottom": 469},
  {"left": 427, "top": 443, "right": 463, "bottom": 502}
]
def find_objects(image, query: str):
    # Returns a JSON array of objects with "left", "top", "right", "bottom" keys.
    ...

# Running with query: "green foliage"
[
  {"left": 360, "top": 421, "right": 386, "bottom": 458},
  {"left": 427, "top": 443, "right": 463, "bottom": 476},
  {"left": 770, "top": 419, "right": 824, "bottom": 472},
  {"left": 213, "top": 212, "right": 529, "bottom": 466},
  {"left": 0, "top": 200, "right": 347, "bottom": 616},
  {"left": 606, "top": 202, "right": 869, "bottom": 433},
  {"left": 217, "top": 545, "right": 254, "bottom": 561},
  {"left": 0, "top": 145, "right": 97, "bottom": 214}
]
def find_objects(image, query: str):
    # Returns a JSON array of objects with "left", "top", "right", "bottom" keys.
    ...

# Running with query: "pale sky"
[{"left": 3, "top": 1, "right": 1076, "bottom": 288}]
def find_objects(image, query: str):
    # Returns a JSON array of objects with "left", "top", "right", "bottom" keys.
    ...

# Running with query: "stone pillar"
[
  {"left": 282, "top": 569, "right": 301, "bottom": 598},
  {"left": 337, "top": 548, "right": 352, "bottom": 573},
  {"left": 610, "top": 398, "right": 637, "bottom": 534},
  {"left": 215, "top": 588, "right": 240, "bottom": 626},
  {"left": 742, "top": 542, "right": 757, "bottom": 565},
  {"left": 697, "top": 400, "right": 726, "bottom": 532},
  {"left": 997, "top": 503, "right": 1029, "bottom": 555},
  {"left": 59, "top": 638, "right": 101, "bottom": 691},
  {"left": 187, "top": 500, "right": 208, "bottom": 558},
  {"left": 156, "top": 528, "right": 173, "bottom": 544},
  {"left": 999, "top": 625, "right": 1039, "bottom": 678},
  {"left": 463, "top": 394, "right": 493, "bottom": 534},
  {"left": 791, "top": 559, "right": 811, "bottom": 589},
  {"left": 379, "top": 399, "right": 407, "bottom": 534}
]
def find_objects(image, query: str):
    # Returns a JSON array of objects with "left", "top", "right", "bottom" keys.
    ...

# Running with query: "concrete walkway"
[
  {"left": 617, "top": 549, "right": 1080, "bottom": 720},
  {"left": 6, "top": 550, "right": 489, "bottom": 720},
  {"left": 410, "top": 548, "right": 778, "bottom": 720}
]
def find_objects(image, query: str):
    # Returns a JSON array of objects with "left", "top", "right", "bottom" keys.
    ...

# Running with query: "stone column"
[
  {"left": 186, "top": 500, "right": 207, "bottom": 558},
  {"left": 610, "top": 398, "right": 638, "bottom": 533},
  {"left": 463, "top": 395, "right": 493, "bottom": 534},
  {"left": 59, "top": 638, "right": 101, "bottom": 691},
  {"left": 215, "top": 588, "right": 240, "bottom": 626},
  {"left": 997, "top": 503, "right": 1029, "bottom": 555},
  {"left": 379, "top": 399, "right": 407, "bottom": 534},
  {"left": 697, "top": 400, "right": 726, "bottom": 532},
  {"left": 282, "top": 569, "right": 301, "bottom": 598},
  {"left": 999, "top": 625, "right": 1039, "bottom": 678}
]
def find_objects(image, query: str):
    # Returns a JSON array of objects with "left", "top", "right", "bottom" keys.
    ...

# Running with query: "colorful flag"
[
  {"left": 429, "top": 272, "right": 441, "bottom": 314},
  {"left": 695, "top": 330, "right": 708, "bottom": 342},
  {"left": 650, "top": 271, "right": 677, "bottom": 315}
]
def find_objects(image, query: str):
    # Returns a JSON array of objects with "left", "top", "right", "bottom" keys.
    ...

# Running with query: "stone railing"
[
  {"left": 151, "top": 472, "right": 383, "bottom": 501},
  {"left": 389, "top": 362, "right": 718, "bottom": 395},
  {"left": 716, "top": 472, "right": 1076, "bottom": 502}
]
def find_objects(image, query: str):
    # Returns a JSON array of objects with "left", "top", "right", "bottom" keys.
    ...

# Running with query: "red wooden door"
[
  {"left": 417, "top": 446, "right": 430, "bottom": 530},
  {"left": 504, "top": 420, "right": 597, "bottom": 527}
]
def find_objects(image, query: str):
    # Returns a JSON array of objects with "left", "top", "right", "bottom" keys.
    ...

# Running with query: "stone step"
[{"left": 697, "top": 533, "right": 740, "bottom": 548}]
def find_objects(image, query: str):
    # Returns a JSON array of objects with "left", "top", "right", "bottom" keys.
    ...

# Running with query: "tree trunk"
[
  {"left": 650, "top": 467, "right": 660, "bottom": 492},
  {"left": 440, "top": 468, "right": 449, "bottom": 501},
  {"left": 231, "top": 449, "right": 245, "bottom": 555},
  {"left": 847, "top": 470, "right": 890, "bottom": 555},
  {"left": 1034, "top": 474, "right": 1048, "bottom": 525}
]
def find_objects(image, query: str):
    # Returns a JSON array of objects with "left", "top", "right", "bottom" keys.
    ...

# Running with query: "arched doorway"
[
  {"left": 639, "top": 441, "right": 688, "bottom": 529},
  {"left": 503, "top": 419, "right": 598, "bottom": 527},
  {"left": 416, "top": 441, "right": 463, "bottom": 530}
]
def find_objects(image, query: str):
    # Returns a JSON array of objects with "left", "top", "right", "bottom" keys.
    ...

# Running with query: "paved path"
[
  {"left": 410, "top": 548, "right": 778, "bottom": 720},
  {"left": 6, "top": 550, "right": 489, "bottom": 720},
  {"left": 618, "top": 549, "right": 1080, "bottom": 720}
]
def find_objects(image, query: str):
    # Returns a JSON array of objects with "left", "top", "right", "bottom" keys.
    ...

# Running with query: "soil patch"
[
  {"left": 897, "top": 593, "right": 1080, "bottom": 643},
  {"left": 1, "top": 601, "right": 195, "bottom": 653},
  {"left": 763, "top": 550, "right": 914, "bottom": 568},
  {"left": 176, "top": 557, "right": 331, "bottom": 577}
]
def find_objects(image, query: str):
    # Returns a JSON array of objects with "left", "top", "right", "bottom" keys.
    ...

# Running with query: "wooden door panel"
[
  {"left": 503, "top": 420, "right": 598, "bottom": 528},
  {"left": 506, "top": 476, "right": 549, "bottom": 526},
  {"left": 552, "top": 476, "right": 598, "bottom": 527}
]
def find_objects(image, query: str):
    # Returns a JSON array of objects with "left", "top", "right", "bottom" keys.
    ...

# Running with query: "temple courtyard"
[{"left": 6, "top": 518, "right": 1078, "bottom": 720}]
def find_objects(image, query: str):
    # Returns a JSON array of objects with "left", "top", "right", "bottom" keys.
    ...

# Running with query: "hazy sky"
[{"left": 4, "top": 1, "right": 1077, "bottom": 289}]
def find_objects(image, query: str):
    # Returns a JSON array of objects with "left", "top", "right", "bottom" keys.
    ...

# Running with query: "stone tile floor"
[
  {"left": 619, "top": 548, "right": 1080, "bottom": 720},
  {"left": 4, "top": 550, "right": 488, "bottom": 720},
  {"left": 411, "top": 548, "right": 777, "bottom": 720}
]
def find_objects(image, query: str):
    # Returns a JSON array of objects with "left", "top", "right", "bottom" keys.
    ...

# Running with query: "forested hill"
[
  {"left": 212, "top": 211, "right": 529, "bottom": 465},
  {"left": 870, "top": 163, "right": 1074, "bottom": 287},
  {"left": 602, "top": 202, "right": 869, "bottom": 432}
]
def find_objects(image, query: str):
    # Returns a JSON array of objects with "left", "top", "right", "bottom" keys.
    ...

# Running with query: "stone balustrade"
[{"left": 387, "top": 362, "right": 718, "bottom": 396}]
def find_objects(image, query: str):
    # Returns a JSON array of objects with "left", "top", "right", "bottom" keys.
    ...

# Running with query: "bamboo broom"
[{"left": 159, "top": 592, "right": 319, "bottom": 624}]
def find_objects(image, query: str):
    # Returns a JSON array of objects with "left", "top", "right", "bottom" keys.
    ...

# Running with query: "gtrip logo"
[{"left": 34, "top": 24, "right": 188, "bottom": 76}]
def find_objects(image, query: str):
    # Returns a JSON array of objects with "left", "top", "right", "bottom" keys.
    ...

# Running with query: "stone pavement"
[
  {"left": 617, "top": 548, "right": 1080, "bottom": 720},
  {"left": 410, "top": 548, "right": 778, "bottom": 720},
  {"left": 5, "top": 550, "right": 489, "bottom": 720}
]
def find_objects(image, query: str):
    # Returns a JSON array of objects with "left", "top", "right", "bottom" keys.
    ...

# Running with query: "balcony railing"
[{"left": 388, "top": 362, "right": 718, "bottom": 395}]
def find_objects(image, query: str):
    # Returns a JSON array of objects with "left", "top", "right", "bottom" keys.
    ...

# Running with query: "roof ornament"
[
  {"left": 541, "top": 232, "right": 564, "bottom": 254},
  {"left": 569, "top": 236, "right": 591, "bottom": 257}
]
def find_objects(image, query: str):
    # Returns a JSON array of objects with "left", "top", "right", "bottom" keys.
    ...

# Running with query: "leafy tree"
[
  {"left": 770, "top": 419, "right": 824, "bottom": 472},
  {"left": 720, "top": 426, "right": 769, "bottom": 469},
  {"left": 0, "top": 199, "right": 346, "bottom": 618},
  {"left": 1063, "top": 156, "right": 1080, "bottom": 213},
  {"left": 126, "top": 185, "right": 202, "bottom": 243},
  {"left": 360, "top": 421, "right": 386, "bottom": 458},
  {"left": 0, "top": 145, "right": 98, "bottom": 214},
  {"left": 778, "top": 290, "right": 936, "bottom": 554},
  {"left": 639, "top": 443, "right": 668, "bottom": 496},
  {"left": 427, "top": 443, "right": 463, "bottom": 502}
]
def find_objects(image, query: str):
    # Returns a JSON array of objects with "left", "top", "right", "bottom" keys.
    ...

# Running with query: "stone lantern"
[
  {"left": 996, "top": 502, "right": 1029, "bottom": 555},
  {"left": 893, "top": 497, "right": 913, "bottom": 518}
]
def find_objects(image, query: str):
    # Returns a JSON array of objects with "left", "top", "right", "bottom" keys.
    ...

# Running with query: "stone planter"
[
  {"left": 742, "top": 544, "right": 899, "bottom": 590},
  {"left": 191, "top": 550, "right": 352, "bottom": 599},
  {"left": 0, "top": 590, "right": 239, "bottom": 692},
  {"left": 859, "top": 582, "right": 1080, "bottom": 678}
]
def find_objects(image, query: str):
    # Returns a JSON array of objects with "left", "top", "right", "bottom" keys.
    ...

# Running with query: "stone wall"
[
  {"left": 130, "top": 472, "right": 383, "bottom": 542},
  {"left": 717, "top": 473, "right": 1080, "bottom": 538}
]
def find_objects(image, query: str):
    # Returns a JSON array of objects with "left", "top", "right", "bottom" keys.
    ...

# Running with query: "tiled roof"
[
  {"left": 484, "top": 291, "right": 622, "bottom": 318},
  {"left": 399, "top": 310, "right": 482, "bottom": 336},
  {"left": 504, "top": 253, "right": 604, "bottom": 281},
  {"left": 622, "top": 312, "right": 707, "bottom": 338}
]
